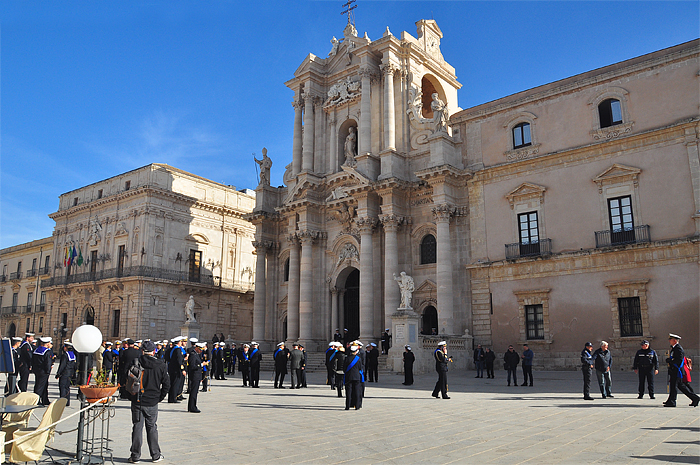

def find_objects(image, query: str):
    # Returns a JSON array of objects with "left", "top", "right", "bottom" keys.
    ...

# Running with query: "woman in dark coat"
[{"left": 402, "top": 345, "right": 415, "bottom": 385}]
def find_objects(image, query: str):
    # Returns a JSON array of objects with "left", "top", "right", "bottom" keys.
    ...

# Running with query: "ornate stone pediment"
[
  {"left": 505, "top": 183, "right": 547, "bottom": 209},
  {"left": 114, "top": 222, "right": 128, "bottom": 237},
  {"left": 593, "top": 164, "right": 641, "bottom": 192},
  {"left": 324, "top": 76, "right": 361, "bottom": 109},
  {"left": 185, "top": 233, "right": 210, "bottom": 245}
]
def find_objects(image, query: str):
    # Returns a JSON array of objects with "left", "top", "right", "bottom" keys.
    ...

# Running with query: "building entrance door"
[{"left": 343, "top": 269, "right": 360, "bottom": 342}]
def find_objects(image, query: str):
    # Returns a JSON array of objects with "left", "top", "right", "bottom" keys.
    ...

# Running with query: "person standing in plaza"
[
  {"left": 289, "top": 343, "right": 303, "bottom": 389},
  {"left": 5, "top": 337, "right": 22, "bottom": 395},
  {"left": 239, "top": 344, "right": 251, "bottom": 386},
  {"left": 484, "top": 347, "right": 496, "bottom": 379},
  {"left": 333, "top": 345, "right": 346, "bottom": 397},
  {"left": 633, "top": 340, "right": 658, "bottom": 399},
  {"left": 128, "top": 340, "right": 169, "bottom": 464},
  {"left": 168, "top": 337, "right": 187, "bottom": 403},
  {"left": 594, "top": 341, "right": 613, "bottom": 398},
  {"left": 432, "top": 341, "right": 451, "bottom": 399},
  {"left": 473, "top": 344, "right": 485, "bottom": 378},
  {"left": 504, "top": 345, "right": 519, "bottom": 387},
  {"left": 120, "top": 339, "right": 143, "bottom": 399},
  {"left": 367, "top": 343, "right": 379, "bottom": 383},
  {"left": 187, "top": 343, "right": 207, "bottom": 413},
  {"left": 664, "top": 333, "right": 699, "bottom": 407},
  {"left": 249, "top": 342, "right": 261, "bottom": 388},
  {"left": 17, "top": 332, "right": 35, "bottom": 392},
  {"left": 402, "top": 345, "right": 415, "bottom": 386},
  {"left": 325, "top": 342, "right": 337, "bottom": 389},
  {"left": 381, "top": 329, "right": 391, "bottom": 355},
  {"left": 581, "top": 342, "right": 595, "bottom": 400},
  {"left": 343, "top": 344, "right": 364, "bottom": 409},
  {"left": 273, "top": 342, "right": 289, "bottom": 389},
  {"left": 32, "top": 337, "right": 53, "bottom": 405},
  {"left": 103, "top": 341, "right": 114, "bottom": 380},
  {"left": 299, "top": 344, "right": 308, "bottom": 388},
  {"left": 55, "top": 341, "right": 76, "bottom": 406},
  {"left": 521, "top": 344, "right": 534, "bottom": 386}
]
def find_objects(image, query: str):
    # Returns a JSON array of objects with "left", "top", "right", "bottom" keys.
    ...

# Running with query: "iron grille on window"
[
  {"left": 420, "top": 234, "right": 437, "bottom": 264},
  {"left": 525, "top": 304, "right": 544, "bottom": 340},
  {"left": 618, "top": 297, "right": 642, "bottom": 337}
]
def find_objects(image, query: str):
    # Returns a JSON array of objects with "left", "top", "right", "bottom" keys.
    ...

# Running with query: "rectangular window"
[
  {"left": 25, "top": 318, "right": 30, "bottom": 334},
  {"left": 12, "top": 293, "right": 18, "bottom": 312},
  {"left": 618, "top": 297, "right": 642, "bottom": 337},
  {"left": 117, "top": 245, "right": 126, "bottom": 275},
  {"left": 90, "top": 250, "right": 98, "bottom": 276},
  {"left": 44, "top": 255, "right": 50, "bottom": 272},
  {"left": 124, "top": 181, "right": 131, "bottom": 191},
  {"left": 16, "top": 261, "right": 22, "bottom": 274},
  {"left": 73, "top": 197, "right": 78, "bottom": 206},
  {"left": 97, "top": 189, "right": 103, "bottom": 199},
  {"left": 40, "top": 291, "right": 46, "bottom": 312},
  {"left": 26, "top": 292, "right": 33, "bottom": 312},
  {"left": 38, "top": 317, "right": 43, "bottom": 333},
  {"left": 518, "top": 211, "right": 541, "bottom": 256},
  {"left": 112, "top": 310, "right": 121, "bottom": 338},
  {"left": 513, "top": 123, "right": 532, "bottom": 149},
  {"left": 525, "top": 304, "right": 545, "bottom": 340},
  {"left": 189, "top": 249, "right": 202, "bottom": 282},
  {"left": 608, "top": 195, "right": 634, "bottom": 244},
  {"left": 31, "top": 258, "right": 37, "bottom": 271}
]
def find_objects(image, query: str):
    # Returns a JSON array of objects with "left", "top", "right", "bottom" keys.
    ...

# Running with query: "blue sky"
[{"left": 1, "top": 1, "right": 698, "bottom": 248}]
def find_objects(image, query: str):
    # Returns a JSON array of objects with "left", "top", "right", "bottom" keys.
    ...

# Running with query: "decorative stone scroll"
[
  {"left": 324, "top": 77, "right": 362, "bottom": 109},
  {"left": 336, "top": 243, "right": 359, "bottom": 266}
]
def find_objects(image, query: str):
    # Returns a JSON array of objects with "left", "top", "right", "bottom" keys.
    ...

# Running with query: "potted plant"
[{"left": 79, "top": 369, "right": 119, "bottom": 403}]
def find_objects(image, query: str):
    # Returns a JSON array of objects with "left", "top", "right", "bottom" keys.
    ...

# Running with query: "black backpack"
[{"left": 125, "top": 358, "right": 144, "bottom": 397}]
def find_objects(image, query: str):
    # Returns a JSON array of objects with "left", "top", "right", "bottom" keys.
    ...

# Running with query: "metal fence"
[
  {"left": 41, "top": 266, "right": 216, "bottom": 288},
  {"left": 595, "top": 225, "right": 650, "bottom": 248},
  {"left": 505, "top": 238, "right": 552, "bottom": 259}
]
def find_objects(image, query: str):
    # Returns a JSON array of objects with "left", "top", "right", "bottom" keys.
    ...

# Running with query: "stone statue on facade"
[
  {"left": 254, "top": 148, "right": 272, "bottom": 187},
  {"left": 185, "top": 295, "right": 196, "bottom": 323},
  {"left": 431, "top": 93, "right": 449, "bottom": 133},
  {"left": 393, "top": 271, "right": 415, "bottom": 309},
  {"left": 344, "top": 127, "right": 358, "bottom": 166},
  {"left": 328, "top": 36, "right": 341, "bottom": 57},
  {"left": 88, "top": 215, "right": 102, "bottom": 246}
]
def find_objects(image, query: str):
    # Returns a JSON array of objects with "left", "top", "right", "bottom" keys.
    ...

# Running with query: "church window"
[
  {"left": 598, "top": 99, "right": 622, "bottom": 128},
  {"left": 73, "top": 197, "right": 78, "bottom": 206},
  {"left": 420, "top": 234, "right": 437, "bottom": 264},
  {"left": 124, "top": 181, "right": 131, "bottom": 191},
  {"left": 189, "top": 249, "right": 202, "bottom": 282},
  {"left": 112, "top": 309, "right": 121, "bottom": 337},
  {"left": 512, "top": 123, "right": 531, "bottom": 149},
  {"left": 97, "top": 189, "right": 103, "bottom": 199},
  {"left": 618, "top": 297, "right": 642, "bottom": 337},
  {"left": 283, "top": 257, "right": 290, "bottom": 282}
]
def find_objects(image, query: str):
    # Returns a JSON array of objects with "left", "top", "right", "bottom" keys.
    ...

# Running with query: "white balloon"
[{"left": 71, "top": 325, "right": 103, "bottom": 353}]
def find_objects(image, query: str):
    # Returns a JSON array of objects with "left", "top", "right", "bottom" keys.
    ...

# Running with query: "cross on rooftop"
[{"left": 341, "top": 0, "right": 356, "bottom": 25}]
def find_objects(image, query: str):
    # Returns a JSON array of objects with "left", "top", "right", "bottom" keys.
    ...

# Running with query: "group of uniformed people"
[{"left": 323, "top": 339, "right": 372, "bottom": 409}]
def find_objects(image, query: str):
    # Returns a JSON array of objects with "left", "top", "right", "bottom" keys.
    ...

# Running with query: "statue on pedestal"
[
  {"left": 343, "top": 127, "right": 357, "bottom": 167},
  {"left": 393, "top": 272, "right": 415, "bottom": 309},
  {"left": 254, "top": 148, "right": 272, "bottom": 187},
  {"left": 431, "top": 93, "right": 449, "bottom": 134},
  {"left": 185, "top": 295, "right": 196, "bottom": 323}
]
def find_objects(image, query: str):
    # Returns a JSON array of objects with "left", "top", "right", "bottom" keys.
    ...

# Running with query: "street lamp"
[{"left": 71, "top": 325, "right": 103, "bottom": 463}]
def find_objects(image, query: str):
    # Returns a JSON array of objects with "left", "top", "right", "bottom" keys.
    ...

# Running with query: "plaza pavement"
[{"left": 31, "top": 368, "right": 700, "bottom": 464}]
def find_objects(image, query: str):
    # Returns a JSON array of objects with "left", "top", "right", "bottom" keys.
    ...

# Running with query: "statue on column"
[
  {"left": 344, "top": 127, "right": 358, "bottom": 167},
  {"left": 431, "top": 93, "right": 449, "bottom": 134},
  {"left": 185, "top": 295, "right": 197, "bottom": 323},
  {"left": 393, "top": 272, "right": 415, "bottom": 309},
  {"left": 254, "top": 148, "right": 272, "bottom": 187}
]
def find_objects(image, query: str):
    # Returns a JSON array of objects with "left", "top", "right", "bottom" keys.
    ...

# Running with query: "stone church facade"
[
  {"left": 29, "top": 164, "right": 257, "bottom": 343},
  {"left": 251, "top": 18, "right": 699, "bottom": 371}
]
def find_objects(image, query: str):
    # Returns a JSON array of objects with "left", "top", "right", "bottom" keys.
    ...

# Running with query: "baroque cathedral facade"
[{"left": 251, "top": 19, "right": 699, "bottom": 371}]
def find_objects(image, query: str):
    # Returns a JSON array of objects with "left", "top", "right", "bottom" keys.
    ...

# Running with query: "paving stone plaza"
[{"left": 32, "top": 368, "right": 700, "bottom": 464}]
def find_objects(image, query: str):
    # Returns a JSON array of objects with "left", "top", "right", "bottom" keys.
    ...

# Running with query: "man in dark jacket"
[
  {"left": 473, "top": 344, "right": 485, "bottom": 378},
  {"left": 367, "top": 343, "right": 379, "bottom": 382},
  {"left": 238, "top": 344, "right": 251, "bottom": 386},
  {"left": 325, "top": 342, "right": 337, "bottom": 389},
  {"left": 633, "top": 340, "right": 659, "bottom": 399},
  {"left": 32, "top": 337, "right": 54, "bottom": 405},
  {"left": 343, "top": 344, "right": 364, "bottom": 409},
  {"left": 432, "top": 341, "right": 451, "bottom": 399},
  {"left": 289, "top": 343, "right": 304, "bottom": 389},
  {"left": 484, "top": 347, "right": 496, "bottom": 379},
  {"left": 55, "top": 342, "right": 77, "bottom": 406},
  {"left": 333, "top": 346, "right": 346, "bottom": 398},
  {"left": 249, "top": 342, "right": 261, "bottom": 388},
  {"left": 120, "top": 339, "right": 142, "bottom": 399},
  {"left": 273, "top": 342, "right": 289, "bottom": 388},
  {"left": 18, "top": 333, "right": 35, "bottom": 392},
  {"left": 5, "top": 337, "right": 22, "bottom": 395},
  {"left": 103, "top": 341, "right": 114, "bottom": 377},
  {"left": 402, "top": 345, "right": 415, "bottom": 386},
  {"left": 504, "top": 345, "right": 520, "bottom": 387},
  {"left": 128, "top": 340, "right": 169, "bottom": 464},
  {"left": 521, "top": 344, "right": 534, "bottom": 386},
  {"left": 593, "top": 341, "right": 613, "bottom": 398},
  {"left": 581, "top": 342, "right": 595, "bottom": 400},
  {"left": 664, "top": 333, "right": 700, "bottom": 407},
  {"left": 187, "top": 343, "right": 207, "bottom": 413},
  {"left": 168, "top": 337, "right": 187, "bottom": 402}
]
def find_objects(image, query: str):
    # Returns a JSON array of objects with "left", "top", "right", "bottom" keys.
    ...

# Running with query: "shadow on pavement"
[{"left": 628, "top": 455, "right": 699, "bottom": 464}]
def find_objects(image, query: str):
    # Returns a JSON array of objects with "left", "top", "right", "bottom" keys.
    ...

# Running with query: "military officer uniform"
[
  {"left": 343, "top": 346, "right": 364, "bottom": 410},
  {"left": 273, "top": 343, "right": 289, "bottom": 388},
  {"left": 18, "top": 334, "right": 35, "bottom": 392},
  {"left": 431, "top": 341, "right": 450, "bottom": 399},
  {"left": 632, "top": 340, "right": 658, "bottom": 399},
  {"left": 249, "top": 342, "right": 261, "bottom": 388},
  {"left": 187, "top": 343, "right": 206, "bottom": 413},
  {"left": 664, "top": 333, "right": 700, "bottom": 407},
  {"left": 580, "top": 342, "right": 595, "bottom": 400},
  {"left": 32, "top": 337, "right": 54, "bottom": 405},
  {"left": 56, "top": 342, "right": 77, "bottom": 406}
]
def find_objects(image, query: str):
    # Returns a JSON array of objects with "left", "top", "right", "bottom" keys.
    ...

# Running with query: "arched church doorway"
[
  {"left": 343, "top": 268, "right": 360, "bottom": 342},
  {"left": 84, "top": 306, "right": 95, "bottom": 326},
  {"left": 422, "top": 306, "right": 438, "bottom": 335},
  {"left": 7, "top": 323, "right": 16, "bottom": 338}
]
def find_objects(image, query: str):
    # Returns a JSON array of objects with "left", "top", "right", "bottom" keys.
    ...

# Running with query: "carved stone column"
[
  {"left": 330, "top": 287, "right": 339, "bottom": 336},
  {"left": 380, "top": 215, "right": 402, "bottom": 329},
  {"left": 329, "top": 114, "right": 338, "bottom": 173},
  {"left": 433, "top": 204, "right": 455, "bottom": 335},
  {"left": 338, "top": 289, "right": 345, "bottom": 331},
  {"left": 381, "top": 63, "right": 396, "bottom": 150},
  {"left": 297, "top": 230, "right": 317, "bottom": 342},
  {"left": 302, "top": 95, "right": 315, "bottom": 172},
  {"left": 357, "top": 217, "right": 377, "bottom": 341},
  {"left": 292, "top": 100, "right": 303, "bottom": 175},
  {"left": 252, "top": 240, "right": 271, "bottom": 342},
  {"left": 287, "top": 234, "right": 301, "bottom": 341},
  {"left": 359, "top": 67, "right": 373, "bottom": 155}
]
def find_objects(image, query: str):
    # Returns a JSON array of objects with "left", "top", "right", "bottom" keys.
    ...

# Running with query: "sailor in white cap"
[
  {"left": 431, "top": 341, "right": 451, "bottom": 399},
  {"left": 32, "top": 336, "right": 54, "bottom": 405},
  {"left": 273, "top": 342, "right": 289, "bottom": 388},
  {"left": 333, "top": 328, "right": 342, "bottom": 344},
  {"left": 18, "top": 332, "right": 36, "bottom": 392},
  {"left": 102, "top": 341, "right": 114, "bottom": 380},
  {"left": 239, "top": 343, "right": 251, "bottom": 386},
  {"left": 168, "top": 336, "right": 187, "bottom": 403},
  {"left": 56, "top": 339, "right": 77, "bottom": 406},
  {"left": 343, "top": 344, "right": 364, "bottom": 410},
  {"left": 215, "top": 341, "right": 227, "bottom": 380},
  {"left": 325, "top": 342, "right": 338, "bottom": 390},
  {"left": 6, "top": 337, "right": 23, "bottom": 395},
  {"left": 664, "top": 333, "right": 700, "bottom": 407},
  {"left": 381, "top": 328, "right": 392, "bottom": 355},
  {"left": 402, "top": 345, "right": 415, "bottom": 385},
  {"left": 249, "top": 341, "right": 261, "bottom": 388},
  {"left": 187, "top": 343, "right": 208, "bottom": 413}
]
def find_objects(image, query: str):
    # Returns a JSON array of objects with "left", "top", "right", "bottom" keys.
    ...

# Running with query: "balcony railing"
[
  {"left": 22, "top": 305, "right": 33, "bottom": 314},
  {"left": 9, "top": 272, "right": 22, "bottom": 280},
  {"left": 1, "top": 306, "right": 18, "bottom": 315},
  {"left": 505, "top": 238, "right": 552, "bottom": 260},
  {"left": 595, "top": 225, "right": 650, "bottom": 248},
  {"left": 26, "top": 269, "right": 37, "bottom": 278},
  {"left": 0, "top": 275, "right": 5, "bottom": 283},
  {"left": 38, "top": 266, "right": 51, "bottom": 275},
  {"left": 35, "top": 304, "right": 46, "bottom": 313},
  {"left": 41, "top": 266, "right": 216, "bottom": 288}
]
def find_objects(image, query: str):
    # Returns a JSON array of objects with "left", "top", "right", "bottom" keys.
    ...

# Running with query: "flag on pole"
[
  {"left": 77, "top": 245, "right": 84, "bottom": 266},
  {"left": 64, "top": 246, "right": 69, "bottom": 267},
  {"left": 70, "top": 245, "right": 78, "bottom": 267}
]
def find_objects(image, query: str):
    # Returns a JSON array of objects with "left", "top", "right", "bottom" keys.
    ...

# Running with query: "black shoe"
[
  {"left": 443, "top": 396, "right": 450, "bottom": 399},
  {"left": 507, "top": 383, "right": 510, "bottom": 386},
  {"left": 432, "top": 393, "right": 439, "bottom": 398},
  {"left": 529, "top": 384, "right": 533, "bottom": 387},
  {"left": 127, "top": 457, "right": 140, "bottom": 464},
  {"left": 475, "top": 375, "right": 480, "bottom": 378},
  {"left": 601, "top": 395, "right": 606, "bottom": 399},
  {"left": 153, "top": 455, "right": 165, "bottom": 463},
  {"left": 200, "top": 389, "right": 207, "bottom": 392},
  {"left": 650, "top": 395, "right": 655, "bottom": 399},
  {"left": 691, "top": 400, "right": 699, "bottom": 407},
  {"left": 663, "top": 402, "right": 676, "bottom": 407},
  {"left": 345, "top": 407, "right": 350, "bottom": 410},
  {"left": 638, "top": 395, "right": 644, "bottom": 399},
  {"left": 583, "top": 396, "right": 595, "bottom": 400},
  {"left": 521, "top": 383, "right": 527, "bottom": 386},
  {"left": 607, "top": 395, "right": 614, "bottom": 398},
  {"left": 189, "top": 409, "right": 201, "bottom": 413}
]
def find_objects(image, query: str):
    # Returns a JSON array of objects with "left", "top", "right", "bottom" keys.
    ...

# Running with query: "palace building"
[
  {"left": 250, "top": 19, "right": 699, "bottom": 371},
  {"left": 1, "top": 164, "right": 257, "bottom": 343}
]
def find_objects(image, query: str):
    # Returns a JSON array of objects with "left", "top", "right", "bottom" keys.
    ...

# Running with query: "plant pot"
[{"left": 79, "top": 385, "right": 120, "bottom": 403}]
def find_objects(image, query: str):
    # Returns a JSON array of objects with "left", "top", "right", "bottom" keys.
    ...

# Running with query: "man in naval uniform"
[
  {"left": 187, "top": 343, "right": 208, "bottom": 413},
  {"left": 32, "top": 337, "right": 54, "bottom": 405},
  {"left": 431, "top": 341, "right": 451, "bottom": 399},
  {"left": 5, "top": 337, "right": 22, "bottom": 395},
  {"left": 239, "top": 344, "right": 251, "bottom": 386},
  {"left": 580, "top": 342, "right": 595, "bottom": 400},
  {"left": 249, "top": 342, "right": 261, "bottom": 388},
  {"left": 168, "top": 337, "right": 187, "bottom": 403},
  {"left": 343, "top": 344, "right": 363, "bottom": 410},
  {"left": 273, "top": 342, "right": 289, "bottom": 389},
  {"left": 325, "top": 342, "right": 337, "bottom": 389},
  {"left": 55, "top": 340, "right": 77, "bottom": 406},
  {"left": 664, "top": 333, "right": 700, "bottom": 407},
  {"left": 18, "top": 332, "right": 35, "bottom": 392}
]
